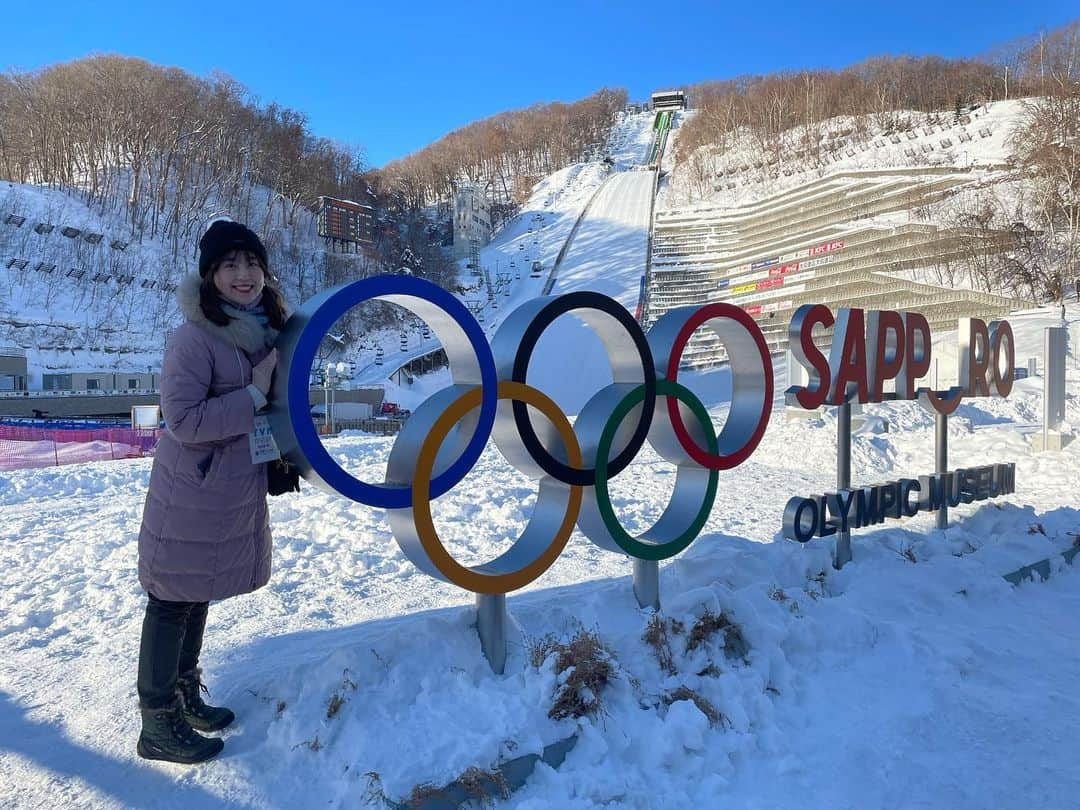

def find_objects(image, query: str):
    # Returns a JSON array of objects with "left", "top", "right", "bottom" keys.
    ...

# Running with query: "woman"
[{"left": 136, "top": 219, "right": 289, "bottom": 764}]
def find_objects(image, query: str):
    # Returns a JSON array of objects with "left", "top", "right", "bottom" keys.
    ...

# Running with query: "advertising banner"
[
  {"left": 737, "top": 243, "right": 840, "bottom": 275},
  {"left": 769, "top": 262, "right": 800, "bottom": 277},
  {"left": 736, "top": 283, "right": 807, "bottom": 305},
  {"left": 808, "top": 239, "right": 844, "bottom": 256},
  {"left": 800, "top": 255, "right": 835, "bottom": 270}
]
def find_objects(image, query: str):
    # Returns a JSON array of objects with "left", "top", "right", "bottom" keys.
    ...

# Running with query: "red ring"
[{"left": 664, "top": 304, "right": 773, "bottom": 470}]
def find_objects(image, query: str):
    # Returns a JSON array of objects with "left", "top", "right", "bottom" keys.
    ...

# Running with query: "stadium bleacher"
[{"left": 645, "top": 167, "right": 1031, "bottom": 367}]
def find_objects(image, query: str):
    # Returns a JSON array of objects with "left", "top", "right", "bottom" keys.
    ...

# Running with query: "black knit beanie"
[{"left": 198, "top": 220, "right": 268, "bottom": 278}]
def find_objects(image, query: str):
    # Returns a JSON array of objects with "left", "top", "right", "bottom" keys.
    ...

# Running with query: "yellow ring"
[{"left": 411, "top": 380, "right": 583, "bottom": 594}]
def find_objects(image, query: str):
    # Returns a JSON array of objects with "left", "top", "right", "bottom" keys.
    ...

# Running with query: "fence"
[
  {"left": 0, "top": 417, "right": 134, "bottom": 430},
  {"left": 327, "top": 417, "right": 406, "bottom": 436},
  {"left": 0, "top": 425, "right": 162, "bottom": 471}
]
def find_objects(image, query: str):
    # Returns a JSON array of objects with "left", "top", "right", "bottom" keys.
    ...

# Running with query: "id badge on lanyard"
[{"left": 249, "top": 415, "right": 281, "bottom": 463}]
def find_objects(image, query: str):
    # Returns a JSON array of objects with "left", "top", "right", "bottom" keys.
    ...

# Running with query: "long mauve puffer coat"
[{"left": 138, "top": 274, "right": 287, "bottom": 602}]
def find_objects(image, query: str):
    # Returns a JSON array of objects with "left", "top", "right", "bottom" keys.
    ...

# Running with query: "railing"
[
  {"left": 640, "top": 166, "right": 661, "bottom": 324},
  {"left": 544, "top": 173, "right": 616, "bottom": 296},
  {"left": 0, "top": 424, "right": 161, "bottom": 451},
  {"left": 0, "top": 388, "right": 159, "bottom": 399},
  {"left": 645, "top": 111, "right": 672, "bottom": 167},
  {"left": 326, "top": 417, "right": 406, "bottom": 436}
]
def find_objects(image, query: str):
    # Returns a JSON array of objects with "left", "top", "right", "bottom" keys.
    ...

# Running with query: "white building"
[
  {"left": 0, "top": 347, "right": 27, "bottom": 391},
  {"left": 453, "top": 183, "right": 492, "bottom": 260}
]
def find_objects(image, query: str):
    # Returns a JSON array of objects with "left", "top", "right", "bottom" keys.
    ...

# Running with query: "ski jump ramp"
[
  {"left": 548, "top": 169, "right": 655, "bottom": 308},
  {"left": 526, "top": 169, "right": 657, "bottom": 413}
]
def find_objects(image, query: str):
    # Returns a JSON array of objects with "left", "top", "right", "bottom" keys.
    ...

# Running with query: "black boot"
[
  {"left": 137, "top": 697, "right": 224, "bottom": 764},
  {"left": 177, "top": 668, "right": 235, "bottom": 733}
]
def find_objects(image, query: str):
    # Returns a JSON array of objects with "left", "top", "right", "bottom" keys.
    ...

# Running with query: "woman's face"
[{"left": 213, "top": 250, "right": 266, "bottom": 306}]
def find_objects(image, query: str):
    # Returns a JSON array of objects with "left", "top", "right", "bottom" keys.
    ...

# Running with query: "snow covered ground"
[
  {"left": 1, "top": 305, "right": 1078, "bottom": 808},
  {"left": 549, "top": 171, "right": 653, "bottom": 308},
  {"left": 663, "top": 100, "right": 1027, "bottom": 210}
]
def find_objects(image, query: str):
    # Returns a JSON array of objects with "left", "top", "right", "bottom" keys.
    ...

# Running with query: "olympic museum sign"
[
  {"left": 781, "top": 303, "right": 1017, "bottom": 543},
  {"left": 267, "top": 276, "right": 1017, "bottom": 610}
]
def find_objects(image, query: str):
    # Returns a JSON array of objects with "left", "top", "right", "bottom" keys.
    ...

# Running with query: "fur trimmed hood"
[{"left": 176, "top": 274, "right": 288, "bottom": 355}]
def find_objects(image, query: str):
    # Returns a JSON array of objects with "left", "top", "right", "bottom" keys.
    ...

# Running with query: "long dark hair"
[{"left": 199, "top": 251, "right": 288, "bottom": 330}]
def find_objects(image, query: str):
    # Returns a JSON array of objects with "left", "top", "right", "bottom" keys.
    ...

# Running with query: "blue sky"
[{"left": 3, "top": 1, "right": 1075, "bottom": 167}]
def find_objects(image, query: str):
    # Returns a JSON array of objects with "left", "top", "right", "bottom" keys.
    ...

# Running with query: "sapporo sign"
[
  {"left": 782, "top": 304, "right": 1016, "bottom": 542},
  {"left": 267, "top": 278, "right": 1016, "bottom": 596}
]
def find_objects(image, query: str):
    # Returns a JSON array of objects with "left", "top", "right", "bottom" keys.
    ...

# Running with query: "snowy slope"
[
  {"left": 605, "top": 110, "right": 657, "bottom": 169},
  {"left": 665, "top": 100, "right": 1027, "bottom": 210},
  {"left": 0, "top": 180, "right": 181, "bottom": 383},
  {"left": 0, "top": 112, "right": 659, "bottom": 389},
  {"left": 521, "top": 169, "right": 656, "bottom": 414},
  {"left": 352, "top": 111, "right": 661, "bottom": 413},
  {"left": 550, "top": 171, "right": 653, "bottom": 307},
  {"left": 347, "top": 161, "right": 614, "bottom": 388}
]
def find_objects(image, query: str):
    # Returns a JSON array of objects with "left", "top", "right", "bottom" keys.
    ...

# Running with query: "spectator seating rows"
[{"left": 645, "top": 167, "right": 1030, "bottom": 368}]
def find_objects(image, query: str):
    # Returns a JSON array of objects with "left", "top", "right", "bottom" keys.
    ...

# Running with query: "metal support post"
[
  {"left": 1032, "top": 326, "right": 1070, "bottom": 452},
  {"left": 476, "top": 593, "right": 507, "bottom": 675},
  {"left": 323, "top": 386, "right": 330, "bottom": 433},
  {"left": 835, "top": 402, "right": 852, "bottom": 568},
  {"left": 633, "top": 559, "right": 660, "bottom": 610},
  {"left": 1045, "top": 326, "right": 1066, "bottom": 446},
  {"left": 935, "top": 410, "right": 948, "bottom": 530}
]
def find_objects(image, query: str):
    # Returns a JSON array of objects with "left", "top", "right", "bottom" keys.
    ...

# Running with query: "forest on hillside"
[
  {"left": 0, "top": 20, "right": 1075, "bottom": 305},
  {"left": 0, "top": 58, "right": 624, "bottom": 302},
  {"left": 0, "top": 57, "right": 370, "bottom": 256},
  {"left": 677, "top": 22, "right": 1074, "bottom": 159},
  {"left": 671, "top": 20, "right": 1079, "bottom": 303},
  {"left": 377, "top": 88, "right": 626, "bottom": 210}
]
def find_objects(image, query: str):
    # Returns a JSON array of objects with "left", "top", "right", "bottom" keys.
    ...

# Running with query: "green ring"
[{"left": 594, "top": 379, "right": 719, "bottom": 561}]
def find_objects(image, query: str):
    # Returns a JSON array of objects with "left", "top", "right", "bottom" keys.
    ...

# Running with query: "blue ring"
[{"left": 286, "top": 276, "right": 497, "bottom": 509}]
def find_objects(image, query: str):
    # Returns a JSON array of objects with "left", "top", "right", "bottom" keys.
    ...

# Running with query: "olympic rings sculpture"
[{"left": 268, "top": 276, "right": 773, "bottom": 595}]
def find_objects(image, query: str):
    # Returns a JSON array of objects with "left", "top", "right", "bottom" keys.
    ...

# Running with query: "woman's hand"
[{"left": 252, "top": 348, "right": 279, "bottom": 396}]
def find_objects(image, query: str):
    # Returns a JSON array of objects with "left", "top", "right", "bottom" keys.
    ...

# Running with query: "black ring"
[{"left": 510, "top": 291, "right": 657, "bottom": 486}]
